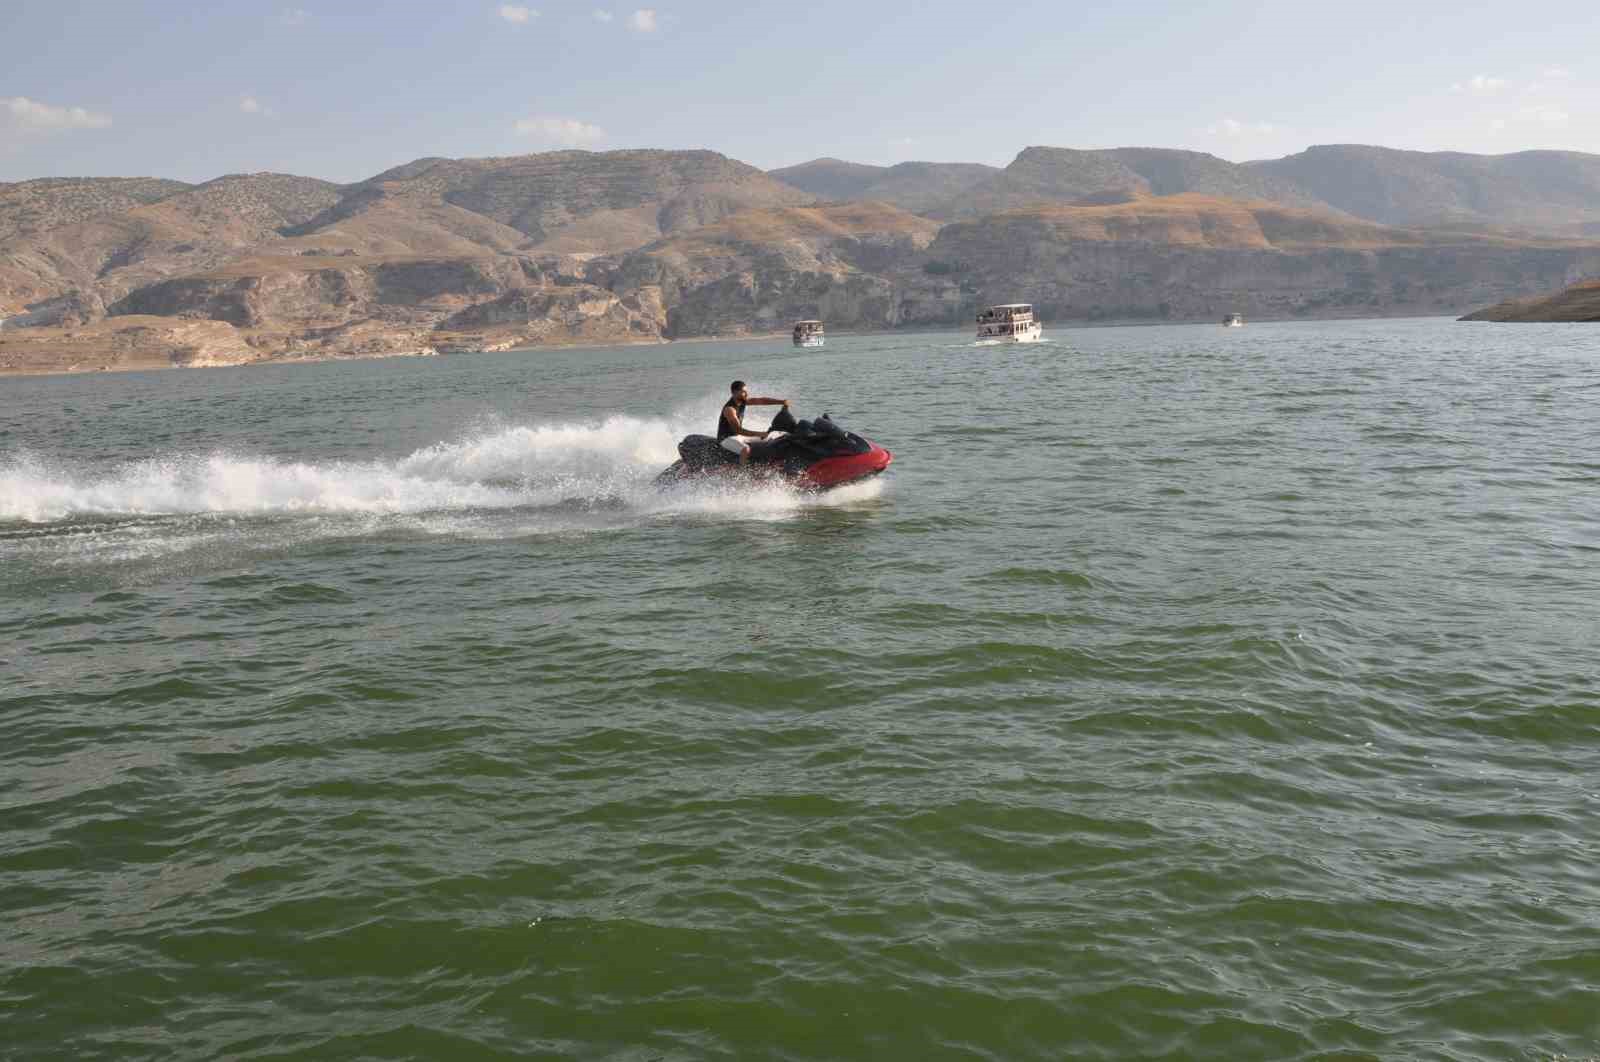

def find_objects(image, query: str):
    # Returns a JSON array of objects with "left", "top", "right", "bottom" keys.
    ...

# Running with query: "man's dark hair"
[{"left": 731, "top": 380, "right": 745, "bottom": 393}]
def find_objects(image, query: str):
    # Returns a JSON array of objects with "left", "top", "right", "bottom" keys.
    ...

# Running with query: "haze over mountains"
[
  {"left": 4, "top": 143, "right": 1600, "bottom": 373},
  {"left": 775, "top": 145, "right": 1600, "bottom": 232}
]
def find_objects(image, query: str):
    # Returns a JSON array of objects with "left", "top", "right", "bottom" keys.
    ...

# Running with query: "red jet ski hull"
[{"left": 797, "top": 444, "right": 893, "bottom": 489}]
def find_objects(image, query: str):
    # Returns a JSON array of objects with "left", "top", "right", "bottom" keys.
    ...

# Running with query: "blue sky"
[{"left": 3, "top": 0, "right": 1595, "bottom": 184}]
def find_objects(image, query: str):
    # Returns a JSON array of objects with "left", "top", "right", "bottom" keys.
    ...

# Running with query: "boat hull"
[
  {"left": 655, "top": 444, "right": 891, "bottom": 492},
  {"left": 977, "top": 326, "right": 1044, "bottom": 343}
]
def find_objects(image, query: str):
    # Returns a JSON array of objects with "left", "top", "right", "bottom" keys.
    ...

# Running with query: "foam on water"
[{"left": 0, "top": 409, "right": 885, "bottom": 564}]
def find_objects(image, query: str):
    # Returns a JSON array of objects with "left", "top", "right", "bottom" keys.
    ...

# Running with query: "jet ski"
[{"left": 655, "top": 405, "right": 892, "bottom": 491}]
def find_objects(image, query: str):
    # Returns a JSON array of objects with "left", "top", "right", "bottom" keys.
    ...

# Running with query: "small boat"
[
  {"left": 792, "top": 320, "right": 825, "bottom": 348},
  {"left": 1223, "top": 312, "right": 1245, "bottom": 327},
  {"left": 976, "top": 303, "right": 1042, "bottom": 343}
]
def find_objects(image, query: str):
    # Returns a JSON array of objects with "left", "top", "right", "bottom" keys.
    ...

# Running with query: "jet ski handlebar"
[
  {"left": 766, "top": 405, "right": 847, "bottom": 439},
  {"left": 769, "top": 405, "right": 799, "bottom": 433}
]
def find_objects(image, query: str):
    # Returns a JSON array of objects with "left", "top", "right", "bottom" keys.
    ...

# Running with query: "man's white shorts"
[{"left": 720, "top": 436, "right": 749, "bottom": 456}]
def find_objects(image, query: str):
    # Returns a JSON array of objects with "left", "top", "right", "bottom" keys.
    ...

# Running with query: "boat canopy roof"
[
  {"left": 991, "top": 303, "right": 1032, "bottom": 309},
  {"left": 794, "top": 319, "right": 823, "bottom": 325}
]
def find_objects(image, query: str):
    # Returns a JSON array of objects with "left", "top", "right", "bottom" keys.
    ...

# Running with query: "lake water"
[{"left": 4, "top": 318, "right": 1599, "bottom": 1060}]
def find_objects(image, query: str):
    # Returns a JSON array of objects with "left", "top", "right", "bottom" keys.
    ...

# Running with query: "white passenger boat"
[
  {"left": 1223, "top": 312, "right": 1245, "bottom": 327},
  {"left": 792, "top": 320, "right": 825, "bottom": 348},
  {"left": 976, "top": 303, "right": 1042, "bottom": 343}
]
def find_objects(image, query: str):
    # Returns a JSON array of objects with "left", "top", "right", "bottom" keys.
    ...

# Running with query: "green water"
[{"left": 3, "top": 319, "right": 1599, "bottom": 1060}]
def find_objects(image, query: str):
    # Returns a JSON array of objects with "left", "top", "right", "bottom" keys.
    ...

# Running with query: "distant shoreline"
[{"left": 0, "top": 311, "right": 1476, "bottom": 381}]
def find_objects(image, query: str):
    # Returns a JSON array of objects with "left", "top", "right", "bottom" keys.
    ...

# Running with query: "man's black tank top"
[{"left": 717, "top": 398, "right": 745, "bottom": 440}]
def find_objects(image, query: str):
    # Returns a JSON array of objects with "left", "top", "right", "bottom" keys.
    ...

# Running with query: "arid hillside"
[
  {"left": 0, "top": 177, "right": 193, "bottom": 241},
  {"left": 771, "top": 159, "right": 1001, "bottom": 213},
  {"left": 614, "top": 201, "right": 941, "bottom": 336},
  {"left": 1252, "top": 146, "right": 1600, "bottom": 233},
  {"left": 5, "top": 144, "right": 1600, "bottom": 375},
  {"left": 0, "top": 173, "right": 345, "bottom": 314},
  {"left": 772, "top": 144, "right": 1600, "bottom": 237},
  {"left": 347, "top": 149, "right": 813, "bottom": 254},
  {"left": 928, "top": 148, "right": 1326, "bottom": 220},
  {"left": 915, "top": 196, "right": 1600, "bottom": 325}
]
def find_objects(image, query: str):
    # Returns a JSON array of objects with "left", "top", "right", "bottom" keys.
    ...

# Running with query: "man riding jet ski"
[{"left": 655, "top": 382, "right": 892, "bottom": 491}]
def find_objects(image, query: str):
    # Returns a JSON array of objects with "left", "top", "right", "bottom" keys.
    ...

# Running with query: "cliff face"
[
  {"left": 909, "top": 242, "right": 1600, "bottom": 325},
  {"left": 436, "top": 285, "right": 667, "bottom": 348},
  {"left": 613, "top": 202, "right": 940, "bottom": 336},
  {"left": 107, "top": 256, "right": 538, "bottom": 328},
  {"left": 0, "top": 316, "right": 257, "bottom": 374},
  {"left": 892, "top": 197, "right": 1600, "bottom": 325},
  {"left": 633, "top": 195, "right": 1600, "bottom": 333},
  {"left": 1461, "top": 279, "right": 1600, "bottom": 321}
]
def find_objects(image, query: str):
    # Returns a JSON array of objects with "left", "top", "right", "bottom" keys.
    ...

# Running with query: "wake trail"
[{"left": 1, "top": 405, "right": 883, "bottom": 552}]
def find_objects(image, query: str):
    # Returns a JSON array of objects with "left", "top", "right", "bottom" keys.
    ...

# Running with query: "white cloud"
[
  {"left": 628, "top": 8, "right": 657, "bottom": 31},
  {"left": 514, "top": 116, "right": 606, "bottom": 147},
  {"left": 594, "top": 9, "right": 614, "bottom": 21},
  {"left": 239, "top": 96, "right": 277, "bottom": 118},
  {"left": 1541, "top": 66, "right": 1574, "bottom": 81},
  {"left": 278, "top": 8, "right": 310, "bottom": 26},
  {"left": 498, "top": 4, "right": 536, "bottom": 23},
  {"left": 889, "top": 137, "right": 917, "bottom": 147},
  {"left": 1452, "top": 75, "right": 1509, "bottom": 95},
  {"left": 1205, "top": 118, "right": 1277, "bottom": 137},
  {"left": 2, "top": 96, "right": 112, "bottom": 133}
]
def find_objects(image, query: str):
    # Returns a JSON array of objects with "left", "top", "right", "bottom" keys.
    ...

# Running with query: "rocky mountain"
[
  {"left": 0, "top": 150, "right": 812, "bottom": 364},
  {"left": 346, "top": 149, "right": 812, "bottom": 254},
  {"left": 6, "top": 144, "right": 1600, "bottom": 375},
  {"left": 823, "top": 148, "right": 1327, "bottom": 219},
  {"left": 931, "top": 148, "right": 1156, "bottom": 217},
  {"left": 0, "top": 177, "right": 190, "bottom": 312},
  {"left": 912, "top": 194, "right": 1600, "bottom": 324},
  {"left": 776, "top": 146, "right": 1600, "bottom": 237},
  {"left": 0, "top": 177, "right": 193, "bottom": 242},
  {"left": 770, "top": 159, "right": 1001, "bottom": 213},
  {"left": 0, "top": 173, "right": 344, "bottom": 314},
  {"left": 1102, "top": 149, "right": 1325, "bottom": 206},
  {"left": 768, "top": 158, "right": 888, "bottom": 200},
  {"left": 1461, "top": 278, "right": 1600, "bottom": 321},
  {"left": 606, "top": 194, "right": 1600, "bottom": 335},
  {"left": 613, "top": 201, "right": 941, "bottom": 336},
  {"left": 1251, "top": 146, "right": 1600, "bottom": 233}
]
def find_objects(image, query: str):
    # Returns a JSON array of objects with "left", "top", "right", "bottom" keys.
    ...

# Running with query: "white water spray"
[{"left": 0, "top": 409, "right": 883, "bottom": 534}]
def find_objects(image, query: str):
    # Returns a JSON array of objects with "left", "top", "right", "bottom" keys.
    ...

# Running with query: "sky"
[{"left": 2, "top": 0, "right": 1596, "bottom": 184}]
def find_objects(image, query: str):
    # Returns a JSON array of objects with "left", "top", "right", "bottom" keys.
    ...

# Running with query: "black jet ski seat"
[{"left": 677, "top": 434, "right": 739, "bottom": 467}]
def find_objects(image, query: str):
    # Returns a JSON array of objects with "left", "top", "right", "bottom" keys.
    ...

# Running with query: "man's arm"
[
  {"left": 723, "top": 405, "right": 766, "bottom": 439},
  {"left": 755, "top": 397, "right": 791, "bottom": 436}
]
